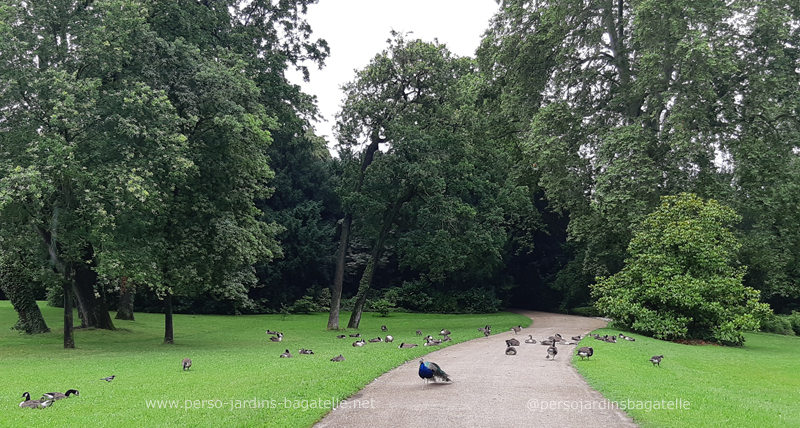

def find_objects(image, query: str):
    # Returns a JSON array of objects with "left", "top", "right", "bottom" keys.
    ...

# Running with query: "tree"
[{"left": 592, "top": 193, "right": 771, "bottom": 345}]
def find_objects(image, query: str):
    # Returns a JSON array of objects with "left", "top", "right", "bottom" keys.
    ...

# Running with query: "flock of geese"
[
  {"left": 266, "top": 325, "right": 457, "bottom": 363},
  {"left": 19, "top": 390, "right": 79, "bottom": 409}
]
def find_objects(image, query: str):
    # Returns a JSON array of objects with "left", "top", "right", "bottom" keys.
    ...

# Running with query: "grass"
[
  {"left": 573, "top": 327, "right": 800, "bottom": 428},
  {"left": 0, "top": 301, "right": 530, "bottom": 428}
]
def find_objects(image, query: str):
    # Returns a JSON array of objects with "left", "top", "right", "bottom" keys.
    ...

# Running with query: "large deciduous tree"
[{"left": 592, "top": 194, "right": 771, "bottom": 345}]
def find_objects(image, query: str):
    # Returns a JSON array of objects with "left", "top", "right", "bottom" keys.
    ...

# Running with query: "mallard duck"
[
  {"left": 330, "top": 354, "right": 345, "bottom": 362},
  {"left": 269, "top": 333, "right": 284, "bottom": 342},
  {"left": 42, "top": 389, "right": 79, "bottom": 400},
  {"left": 280, "top": 349, "right": 292, "bottom": 358},
  {"left": 182, "top": 358, "right": 192, "bottom": 371}
]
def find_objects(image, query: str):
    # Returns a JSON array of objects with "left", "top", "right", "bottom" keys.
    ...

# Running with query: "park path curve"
[{"left": 314, "top": 310, "right": 638, "bottom": 428}]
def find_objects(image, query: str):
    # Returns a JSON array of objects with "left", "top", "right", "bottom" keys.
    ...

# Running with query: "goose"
[
  {"left": 336, "top": 335, "right": 346, "bottom": 339},
  {"left": 330, "top": 355, "right": 345, "bottom": 362},
  {"left": 571, "top": 335, "right": 583, "bottom": 341},
  {"left": 540, "top": 339, "right": 555, "bottom": 346},
  {"left": 546, "top": 344, "right": 558, "bottom": 360},
  {"left": 299, "top": 348, "right": 314, "bottom": 354},
  {"left": 266, "top": 330, "right": 279, "bottom": 335},
  {"left": 650, "top": 355, "right": 664, "bottom": 367},
  {"left": 623, "top": 334, "right": 635, "bottom": 341},
  {"left": 368, "top": 337, "right": 383, "bottom": 343},
  {"left": 349, "top": 333, "right": 361, "bottom": 338},
  {"left": 385, "top": 335, "right": 394, "bottom": 343},
  {"left": 424, "top": 338, "right": 442, "bottom": 346},
  {"left": 398, "top": 342, "right": 418, "bottom": 349},
  {"left": 381, "top": 325, "right": 388, "bottom": 332},
  {"left": 352, "top": 339, "right": 366, "bottom": 347},
  {"left": 415, "top": 330, "right": 422, "bottom": 336},
  {"left": 576, "top": 347, "right": 594, "bottom": 361},
  {"left": 424, "top": 335, "right": 434, "bottom": 341},
  {"left": 269, "top": 333, "right": 284, "bottom": 342},
  {"left": 548, "top": 334, "right": 563, "bottom": 342},
  {"left": 441, "top": 335, "right": 452, "bottom": 342},
  {"left": 20, "top": 392, "right": 52, "bottom": 409},
  {"left": 510, "top": 325, "right": 522, "bottom": 334},
  {"left": 43, "top": 389, "right": 80, "bottom": 400},
  {"left": 280, "top": 349, "right": 292, "bottom": 358},
  {"left": 440, "top": 329, "right": 451, "bottom": 336},
  {"left": 505, "top": 346, "right": 517, "bottom": 355},
  {"left": 182, "top": 358, "right": 192, "bottom": 371},
  {"left": 604, "top": 336, "right": 617, "bottom": 343},
  {"left": 506, "top": 338, "right": 520, "bottom": 347},
  {"left": 484, "top": 329, "right": 491, "bottom": 338}
]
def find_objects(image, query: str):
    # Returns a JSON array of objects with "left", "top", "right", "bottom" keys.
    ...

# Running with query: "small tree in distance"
[{"left": 592, "top": 193, "right": 771, "bottom": 346}]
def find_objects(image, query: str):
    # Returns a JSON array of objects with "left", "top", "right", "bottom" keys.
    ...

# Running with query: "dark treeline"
[{"left": 2, "top": 1, "right": 800, "bottom": 342}]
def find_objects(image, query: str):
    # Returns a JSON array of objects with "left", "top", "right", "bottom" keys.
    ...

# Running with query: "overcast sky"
[{"left": 287, "top": 0, "right": 500, "bottom": 149}]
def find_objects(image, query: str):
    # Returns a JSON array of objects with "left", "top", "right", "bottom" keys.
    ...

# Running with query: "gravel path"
[{"left": 314, "top": 310, "right": 638, "bottom": 428}]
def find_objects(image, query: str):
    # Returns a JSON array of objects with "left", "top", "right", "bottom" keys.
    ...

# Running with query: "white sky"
[{"left": 287, "top": 0, "right": 500, "bottom": 149}]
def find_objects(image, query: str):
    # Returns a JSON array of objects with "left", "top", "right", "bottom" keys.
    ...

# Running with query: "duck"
[
  {"left": 331, "top": 354, "right": 345, "bottom": 362},
  {"left": 506, "top": 338, "right": 520, "bottom": 347},
  {"left": 352, "top": 339, "right": 366, "bottom": 347},
  {"left": 524, "top": 335, "right": 536, "bottom": 344},
  {"left": 546, "top": 344, "right": 558, "bottom": 360},
  {"left": 385, "top": 335, "right": 394, "bottom": 343},
  {"left": 510, "top": 325, "right": 522, "bottom": 334},
  {"left": 182, "top": 358, "right": 192, "bottom": 371},
  {"left": 505, "top": 346, "right": 517, "bottom": 355},
  {"left": 299, "top": 348, "right": 314, "bottom": 354},
  {"left": 398, "top": 342, "right": 418, "bottom": 348},
  {"left": 42, "top": 389, "right": 80, "bottom": 400},
  {"left": 650, "top": 355, "right": 664, "bottom": 367},
  {"left": 381, "top": 325, "right": 388, "bottom": 332},
  {"left": 576, "top": 347, "right": 594, "bottom": 361},
  {"left": 269, "top": 333, "right": 284, "bottom": 342},
  {"left": 280, "top": 349, "right": 292, "bottom": 358},
  {"left": 368, "top": 337, "right": 383, "bottom": 343},
  {"left": 19, "top": 393, "right": 53, "bottom": 409}
]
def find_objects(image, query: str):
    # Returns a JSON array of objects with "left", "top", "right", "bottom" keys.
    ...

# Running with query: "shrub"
[
  {"left": 571, "top": 306, "right": 600, "bottom": 317},
  {"left": 290, "top": 295, "right": 318, "bottom": 314}
]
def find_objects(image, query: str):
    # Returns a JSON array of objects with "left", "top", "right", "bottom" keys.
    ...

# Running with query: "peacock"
[{"left": 418, "top": 359, "right": 451, "bottom": 386}]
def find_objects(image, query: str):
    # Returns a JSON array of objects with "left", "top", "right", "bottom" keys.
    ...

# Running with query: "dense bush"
[
  {"left": 761, "top": 312, "right": 800, "bottom": 335},
  {"left": 593, "top": 194, "right": 771, "bottom": 345},
  {"left": 392, "top": 281, "right": 502, "bottom": 314}
]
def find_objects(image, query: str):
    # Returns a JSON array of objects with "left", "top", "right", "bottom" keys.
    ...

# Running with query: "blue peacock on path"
[{"left": 418, "top": 359, "right": 451, "bottom": 386}]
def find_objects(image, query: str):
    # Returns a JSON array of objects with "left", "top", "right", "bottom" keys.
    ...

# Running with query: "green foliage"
[
  {"left": 368, "top": 298, "right": 394, "bottom": 317},
  {"left": 289, "top": 295, "right": 318, "bottom": 314},
  {"left": 575, "top": 327, "right": 800, "bottom": 428},
  {"left": 571, "top": 306, "right": 600, "bottom": 317},
  {"left": 392, "top": 281, "right": 502, "bottom": 314},
  {"left": 761, "top": 312, "right": 800, "bottom": 336},
  {"left": 593, "top": 194, "right": 771, "bottom": 345}
]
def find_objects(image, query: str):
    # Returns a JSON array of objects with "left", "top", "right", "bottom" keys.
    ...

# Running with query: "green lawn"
[
  {"left": 573, "top": 327, "right": 800, "bottom": 428},
  {"left": 0, "top": 301, "right": 530, "bottom": 428}
]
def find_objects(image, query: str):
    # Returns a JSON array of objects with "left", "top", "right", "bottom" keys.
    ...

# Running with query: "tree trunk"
[
  {"left": 0, "top": 256, "right": 50, "bottom": 334},
  {"left": 347, "top": 189, "right": 413, "bottom": 329},
  {"left": 327, "top": 213, "right": 352, "bottom": 330},
  {"left": 115, "top": 277, "right": 135, "bottom": 320},
  {"left": 73, "top": 262, "right": 116, "bottom": 330},
  {"left": 63, "top": 281, "right": 74, "bottom": 349},
  {"left": 328, "top": 132, "right": 383, "bottom": 330},
  {"left": 164, "top": 294, "right": 174, "bottom": 344}
]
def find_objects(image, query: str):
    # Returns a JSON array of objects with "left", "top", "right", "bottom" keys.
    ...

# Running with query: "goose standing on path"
[
  {"left": 546, "top": 344, "right": 558, "bottom": 360},
  {"left": 510, "top": 325, "right": 522, "bottom": 335}
]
